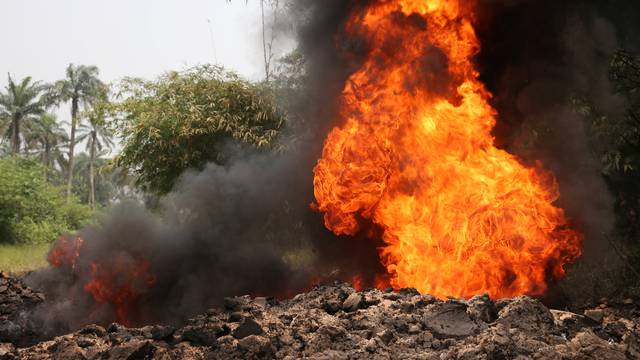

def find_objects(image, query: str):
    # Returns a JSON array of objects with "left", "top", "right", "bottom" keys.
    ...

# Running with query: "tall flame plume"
[{"left": 313, "top": 0, "right": 582, "bottom": 299}]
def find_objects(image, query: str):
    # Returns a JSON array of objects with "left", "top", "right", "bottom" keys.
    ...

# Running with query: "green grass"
[{"left": 0, "top": 243, "right": 50, "bottom": 274}]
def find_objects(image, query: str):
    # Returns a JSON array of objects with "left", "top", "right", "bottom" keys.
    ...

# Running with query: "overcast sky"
[{"left": 0, "top": 0, "right": 274, "bottom": 89}]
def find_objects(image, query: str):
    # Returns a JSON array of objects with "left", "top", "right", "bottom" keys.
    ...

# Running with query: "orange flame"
[{"left": 313, "top": 0, "right": 582, "bottom": 299}]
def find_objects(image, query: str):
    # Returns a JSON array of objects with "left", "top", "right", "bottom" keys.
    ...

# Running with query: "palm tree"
[
  {"left": 0, "top": 74, "right": 47, "bottom": 153},
  {"left": 72, "top": 151, "right": 112, "bottom": 206},
  {"left": 50, "top": 64, "right": 105, "bottom": 198},
  {"left": 76, "top": 107, "right": 114, "bottom": 208},
  {"left": 0, "top": 116, "right": 8, "bottom": 152},
  {"left": 24, "top": 113, "right": 68, "bottom": 170},
  {"left": 0, "top": 138, "right": 10, "bottom": 156}
]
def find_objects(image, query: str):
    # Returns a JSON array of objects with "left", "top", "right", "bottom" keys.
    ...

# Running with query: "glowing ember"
[
  {"left": 350, "top": 275, "right": 364, "bottom": 291},
  {"left": 313, "top": 0, "right": 582, "bottom": 299}
]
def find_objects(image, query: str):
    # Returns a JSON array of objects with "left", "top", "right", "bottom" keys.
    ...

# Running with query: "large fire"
[{"left": 313, "top": 0, "right": 582, "bottom": 298}]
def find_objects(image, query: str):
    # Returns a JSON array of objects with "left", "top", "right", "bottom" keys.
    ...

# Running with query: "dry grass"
[{"left": 0, "top": 243, "right": 50, "bottom": 274}]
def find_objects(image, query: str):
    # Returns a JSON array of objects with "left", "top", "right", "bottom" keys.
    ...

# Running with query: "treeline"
[
  {"left": 0, "top": 65, "right": 117, "bottom": 245},
  {"left": 0, "top": 0, "right": 294, "bottom": 247},
  {"left": 0, "top": 65, "right": 114, "bottom": 207},
  {"left": 0, "top": 63, "right": 288, "bottom": 245}
]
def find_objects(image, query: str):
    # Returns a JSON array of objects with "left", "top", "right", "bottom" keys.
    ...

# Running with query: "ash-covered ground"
[{"left": 1, "top": 274, "right": 638, "bottom": 359}]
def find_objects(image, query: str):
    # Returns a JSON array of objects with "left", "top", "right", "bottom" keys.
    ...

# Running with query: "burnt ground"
[
  {"left": 0, "top": 274, "right": 639, "bottom": 359},
  {"left": 0, "top": 272, "right": 45, "bottom": 348}
]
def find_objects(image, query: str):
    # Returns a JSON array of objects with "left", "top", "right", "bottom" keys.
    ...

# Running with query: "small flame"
[
  {"left": 48, "top": 235, "right": 84, "bottom": 271},
  {"left": 350, "top": 275, "right": 364, "bottom": 291}
]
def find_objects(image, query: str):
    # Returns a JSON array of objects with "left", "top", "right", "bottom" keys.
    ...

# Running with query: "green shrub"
[
  {"left": 58, "top": 200, "right": 94, "bottom": 230},
  {"left": 11, "top": 219, "right": 67, "bottom": 245},
  {"left": 0, "top": 156, "right": 93, "bottom": 244}
]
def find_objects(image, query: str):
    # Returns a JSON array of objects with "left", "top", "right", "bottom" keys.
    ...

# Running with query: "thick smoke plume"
[{"left": 25, "top": 0, "right": 639, "bottom": 335}]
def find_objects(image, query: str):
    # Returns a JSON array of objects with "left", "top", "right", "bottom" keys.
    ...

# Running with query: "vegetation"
[
  {"left": 0, "top": 64, "right": 116, "bottom": 254},
  {"left": 24, "top": 113, "right": 68, "bottom": 170},
  {"left": 553, "top": 49, "right": 640, "bottom": 290},
  {"left": 49, "top": 64, "right": 106, "bottom": 198},
  {"left": 0, "top": 56, "right": 290, "bottom": 251},
  {"left": 0, "top": 157, "right": 92, "bottom": 245},
  {"left": 76, "top": 101, "right": 115, "bottom": 208},
  {"left": 0, "top": 58, "right": 289, "bottom": 253},
  {"left": 604, "top": 50, "right": 640, "bottom": 273},
  {"left": 0, "top": 1, "right": 292, "bottom": 270},
  {"left": 0, "top": 75, "right": 47, "bottom": 154},
  {"left": 0, "top": 243, "right": 49, "bottom": 273},
  {"left": 115, "top": 65, "right": 285, "bottom": 195}
]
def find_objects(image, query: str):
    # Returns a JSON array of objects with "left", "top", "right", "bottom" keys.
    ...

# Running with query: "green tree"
[
  {"left": 0, "top": 74, "right": 47, "bottom": 153},
  {"left": 0, "top": 141, "right": 9, "bottom": 156},
  {"left": 71, "top": 152, "right": 116, "bottom": 207},
  {"left": 115, "top": 65, "right": 285, "bottom": 195},
  {"left": 76, "top": 103, "right": 114, "bottom": 208},
  {"left": 24, "top": 113, "right": 68, "bottom": 171},
  {"left": 270, "top": 49, "right": 307, "bottom": 136},
  {"left": 50, "top": 64, "right": 105, "bottom": 198},
  {"left": 0, "top": 156, "right": 92, "bottom": 244}
]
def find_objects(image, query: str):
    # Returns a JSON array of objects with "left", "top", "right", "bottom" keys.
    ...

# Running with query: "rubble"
[
  {"left": 1, "top": 280, "right": 638, "bottom": 359},
  {"left": 584, "top": 308, "right": 605, "bottom": 323},
  {"left": 0, "top": 272, "right": 45, "bottom": 347}
]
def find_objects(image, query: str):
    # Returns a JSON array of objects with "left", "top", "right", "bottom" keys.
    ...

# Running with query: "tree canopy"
[
  {"left": 0, "top": 75, "right": 47, "bottom": 153},
  {"left": 115, "top": 65, "right": 286, "bottom": 195}
]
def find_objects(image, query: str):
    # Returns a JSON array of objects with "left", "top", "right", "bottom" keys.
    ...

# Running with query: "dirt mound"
[
  {"left": 3, "top": 282, "right": 638, "bottom": 359},
  {"left": 0, "top": 272, "right": 45, "bottom": 347}
]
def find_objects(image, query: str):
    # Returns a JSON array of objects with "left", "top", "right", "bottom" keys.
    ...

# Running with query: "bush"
[
  {"left": 11, "top": 219, "right": 68, "bottom": 245},
  {"left": 0, "top": 157, "right": 93, "bottom": 244}
]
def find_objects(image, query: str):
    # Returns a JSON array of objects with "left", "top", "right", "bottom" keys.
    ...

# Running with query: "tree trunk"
[
  {"left": 44, "top": 141, "right": 50, "bottom": 168},
  {"left": 66, "top": 97, "right": 79, "bottom": 199},
  {"left": 11, "top": 115, "right": 20, "bottom": 154},
  {"left": 89, "top": 132, "right": 96, "bottom": 209},
  {"left": 261, "top": 0, "right": 270, "bottom": 82}
]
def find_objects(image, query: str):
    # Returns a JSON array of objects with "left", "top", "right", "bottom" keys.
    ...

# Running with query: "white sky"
[{"left": 0, "top": 0, "right": 272, "bottom": 88}]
